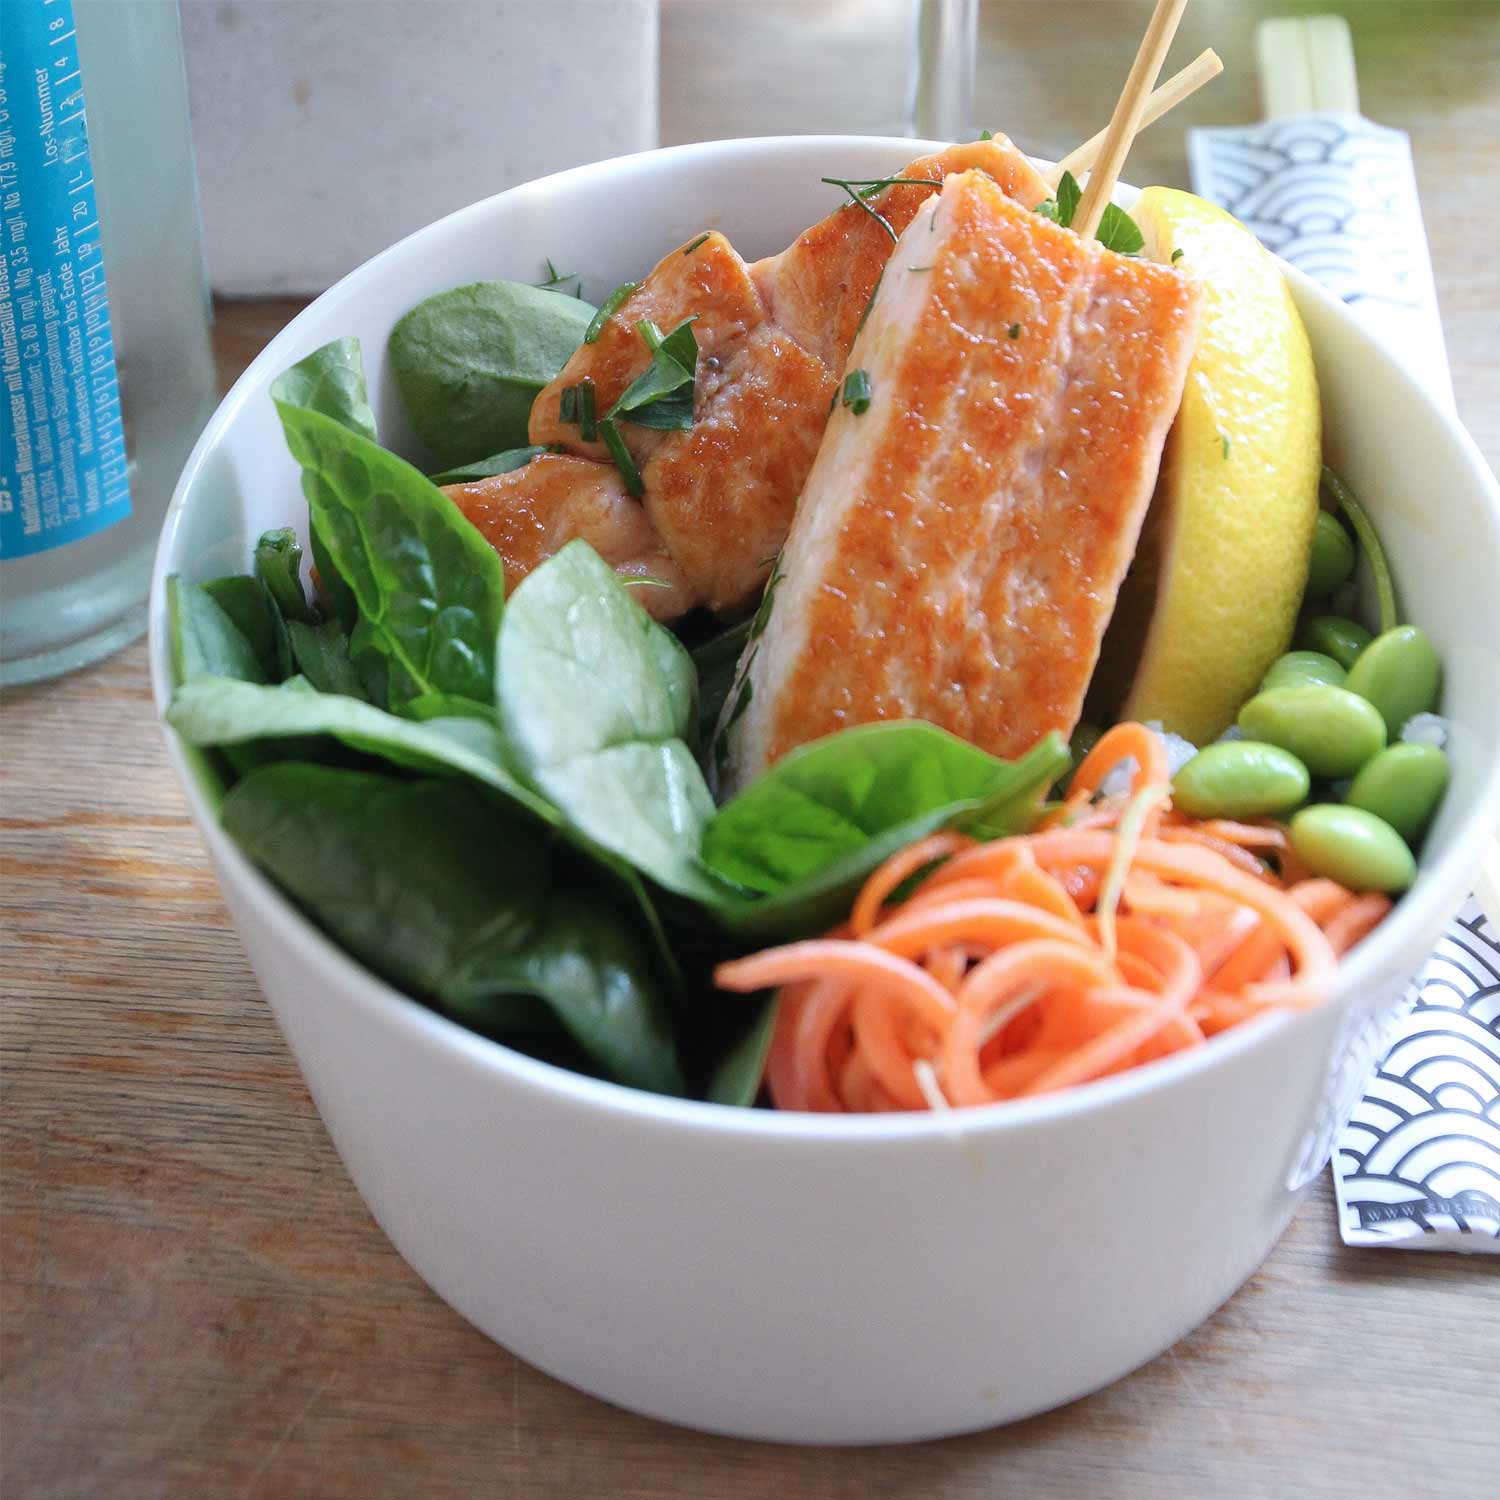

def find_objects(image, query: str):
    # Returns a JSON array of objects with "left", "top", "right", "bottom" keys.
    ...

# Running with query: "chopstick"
[
  {"left": 1072, "top": 0, "right": 1190, "bottom": 241},
  {"left": 1046, "top": 49, "right": 1223, "bottom": 189}
]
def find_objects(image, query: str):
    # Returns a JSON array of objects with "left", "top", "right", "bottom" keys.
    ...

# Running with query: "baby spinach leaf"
[
  {"left": 220, "top": 764, "right": 684, "bottom": 1095},
  {"left": 389, "top": 281, "right": 596, "bottom": 467},
  {"left": 497, "top": 541, "right": 722, "bottom": 902},
  {"left": 201, "top": 575, "right": 290, "bottom": 682},
  {"left": 254, "top": 528, "right": 313, "bottom": 625},
  {"left": 607, "top": 317, "right": 699, "bottom": 432},
  {"left": 703, "top": 727, "right": 1070, "bottom": 939},
  {"left": 167, "top": 675, "right": 554, "bottom": 820},
  {"left": 286, "top": 618, "right": 368, "bottom": 700},
  {"left": 269, "top": 335, "right": 378, "bottom": 443},
  {"left": 428, "top": 446, "right": 550, "bottom": 486},
  {"left": 705, "top": 997, "right": 777, "bottom": 1107},
  {"left": 270, "top": 339, "right": 387, "bottom": 697},
  {"left": 273, "top": 403, "right": 505, "bottom": 711},
  {"left": 167, "top": 575, "right": 268, "bottom": 687}
]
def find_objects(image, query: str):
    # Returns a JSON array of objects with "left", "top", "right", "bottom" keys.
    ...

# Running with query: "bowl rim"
[{"left": 149, "top": 132, "right": 1500, "bottom": 1142}]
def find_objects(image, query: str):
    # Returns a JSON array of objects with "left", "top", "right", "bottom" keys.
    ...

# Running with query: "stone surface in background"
[{"left": 183, "top": 0, "right": 658, "bottom": 295}]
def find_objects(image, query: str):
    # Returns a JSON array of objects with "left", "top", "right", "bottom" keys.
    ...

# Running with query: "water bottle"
[{"left": 1, "top": 0, "right": 216, "bottom": 685}]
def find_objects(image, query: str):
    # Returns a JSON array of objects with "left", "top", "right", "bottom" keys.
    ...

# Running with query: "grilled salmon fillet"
[
  {"left": 443, "top": 455, "right": 694, "bottom": 621},
  {"left": 716, "top": 169, "right": 1202, "bottom": 793},
  {"left": 521, "top": 139, "right": 1049, "bottom": 617}
]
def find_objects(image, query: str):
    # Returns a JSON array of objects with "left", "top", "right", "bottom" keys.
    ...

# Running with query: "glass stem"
[{"left": 910, "top": 0, "right": 978, "bottom": 142}]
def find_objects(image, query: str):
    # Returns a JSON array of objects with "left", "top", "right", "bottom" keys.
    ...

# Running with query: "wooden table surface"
[{"left": 5, "top": 4, "right": 1498, "bottom": 1495}]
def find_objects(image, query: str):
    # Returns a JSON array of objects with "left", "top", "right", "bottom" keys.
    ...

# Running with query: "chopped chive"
[
  {"left": 560, "top": 379, "right": 597, "bottom": 441},
  {"left": 1221, "top": 433, "right": 1232, "bottom": 460},
  {"left": 980, "top": 128, "right": 994, "bottom": 141},
  {"left": 536, "top": 257, "right": 581, "bottom": 295},
  {"left": 623, "top": 576, "right": 673, "bottom": 589},
  {"left": 854, "top": 269, "right": 885, "bottom": 338},
  {"left": 683, "top": 233, "right": 711, "bottom": 255},
  {"left": 1007, "top": 323, "right": 1022, "bottom": 339},
  {"left": 841, "top": 369, "right": 872, "bottom": 415},
  {"left": 584, "top": 281, "right": 637, "bottom": 344},
  {"left": 1171, "top": 248, "right": 1185, "bottom": 263},
  {"left": 598, "top": 417, "right": 643, "bottom": 496}
]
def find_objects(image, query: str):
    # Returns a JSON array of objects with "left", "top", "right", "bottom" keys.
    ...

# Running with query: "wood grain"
[{"left": 5, "top": 5, "right": 1500, "bottom": 1495}]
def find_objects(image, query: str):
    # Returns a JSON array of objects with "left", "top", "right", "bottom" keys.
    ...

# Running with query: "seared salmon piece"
[
  {"left": 529, "top": 231, "right": 766, "bottom": 466},
  {"left": 514, "top": 141, "right": 1048, "bottom": 619},
  {"left": 639, "top": 325, "right": 834, "bottom": 615},
  {"left": 718, "top": 169, "right": 1202, "bottom": 792},
  {"left": 750, "top": 137, "right": 1049, "bottom": 375},
  {"left": 443, "top": 455, "right": 694, "bottom": 622}
]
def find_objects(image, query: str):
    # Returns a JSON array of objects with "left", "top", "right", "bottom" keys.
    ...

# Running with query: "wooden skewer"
[
  {"left": 1072, "top": 0, "right": 1190, "bottom": 241},
  {"left": 1046, "top": 49, "right": 1223, "bottom": 189}
]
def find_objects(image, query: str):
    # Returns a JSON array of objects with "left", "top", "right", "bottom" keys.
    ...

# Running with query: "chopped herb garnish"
[
  {"left": 1008, "top": 323, "right": 1022, "bottom": 339},
  {"left": 749, "top": 561, "right": 785, "bottom": 642},
  {"left": 1035, "top": 169, "right": 1145, "bottom": 255},
  {"left": 1171, "top": 247, "right": 1185, "bottom": 263},
  {"left": 822, "top": 175, "right": 943, "bottom": 245},
  {"left": 536, "top": 257, "right": 582, "bottom": 296},
  {"left": 841, "top": 369, "right": 872, "bottom": 415},
  {"left": 726, "top": 676, "right": 753, "bottom": 730},
  {"left": 1221, "top": 433, "right": 1232, "bottom": 460},
  {"left": 606, "top": 316, "right": 699, "bottom": 431},
  {"left": 1095, "top": 202, "right": 1145, "bottom": 256},
  {"left": 683, "top": 233, "right": 711, "bottom": 255},
  {"left": 583, "top": 281, "right": 637, "bottom": 344},
  {"left": 623, "top": 576, "right": 673, "bottom": 589},
  {"left": 559, "top": 378, "right": 598, "bottom": 441},
  {"left": 1035, "top": 171, "right": 1083, "bottom": 228},
  {"left": 980, "top": 129, "right": 994, "bottom": 141},
  {"left": 598, "top": 417, "right": 643, "bottom": 496}
]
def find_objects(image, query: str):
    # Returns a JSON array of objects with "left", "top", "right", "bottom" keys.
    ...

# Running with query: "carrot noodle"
[
  {"left": 848, "top": 831, "right": 974, "bottom": 936},
  {"left": 714, "top": 722, "right": 1389, "bottom": 1113}
]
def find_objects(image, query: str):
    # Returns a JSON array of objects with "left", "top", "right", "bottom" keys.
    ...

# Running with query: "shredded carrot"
[{"left": 715, "top": 723, "right": 1388, "bottom": 1112}]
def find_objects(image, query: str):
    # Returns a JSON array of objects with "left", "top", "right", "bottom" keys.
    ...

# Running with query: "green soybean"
[
  {"left": 1237, "top": 685, "right": 1386, "bottom": 778},
  {"left": 1305, "top": 512, "right": 1356, "bottom": 600},
  {"left": 1173, "top": 741, "right": 1310, "bottom": 819},
  {"left": 1290, "top": 804, "right": 1416, "bottom": 892},
  {"left": 1298, "top": 615, "right": 1373, "bottom": 670},
  {"left": 1344, "top": 624, "right": 1441, "bottom": 738},
  {"left": 1346, "top": 743, "right": 1450, "bottom": 844},
  {"left": 1261, "top": 650, "right": 1347, "bottom": 692}
]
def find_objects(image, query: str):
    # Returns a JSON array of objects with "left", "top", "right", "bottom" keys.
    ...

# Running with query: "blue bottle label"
[{"left": 0, "top": 0, "right": 131, "bottom": 560}]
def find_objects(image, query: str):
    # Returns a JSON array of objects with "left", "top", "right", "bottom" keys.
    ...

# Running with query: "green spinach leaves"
[{"left": 389, "top": 281, "right": 596, "bottom": 467}]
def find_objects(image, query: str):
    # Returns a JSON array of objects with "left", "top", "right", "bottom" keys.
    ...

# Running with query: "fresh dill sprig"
[{"left": 821, "top": 175, "right": 944, "bottom": 244}]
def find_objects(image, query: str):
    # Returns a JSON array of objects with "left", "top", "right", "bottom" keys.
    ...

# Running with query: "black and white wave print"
[
  {"left": 1188, "top": 115, "right": 1419, "bottom": 310},
  {"left": 1335, "top": 900, "right": 1500, "bottom": 1247}
]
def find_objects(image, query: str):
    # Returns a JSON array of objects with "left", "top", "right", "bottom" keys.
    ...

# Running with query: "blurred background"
[{"left": 184, "top": 0, "right": 1499, "bottom": 456}]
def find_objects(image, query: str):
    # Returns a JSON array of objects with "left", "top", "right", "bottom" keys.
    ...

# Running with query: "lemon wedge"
[{"left": 1094, "top": 188, "right": 1322, "bottom": 745}]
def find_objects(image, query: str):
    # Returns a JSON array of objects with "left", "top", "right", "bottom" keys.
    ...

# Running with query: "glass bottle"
[{"left": 1, "top": 0, "right": 216, "bottom": 685}]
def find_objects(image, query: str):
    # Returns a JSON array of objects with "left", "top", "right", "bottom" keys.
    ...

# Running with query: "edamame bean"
[
  {"left": 1260, "top": 650, "right": 1346, "bottom": 692},
  {"left": 1344, "top": 625, "right": 1442, "bottom": 738},
  {"left": 1290, "top": 805, "right": 1416, "bottom": 892},
  {"left": 1346, "top": 743, "right": 1450, "bottom": 844},
  {"left": 1237, "top": 685, "right": 1386, "bottom": 779},
  {"left": 1298, "top": 615, "right": 1373, "bottom": 670},
  {"left": 1305, "top": 512, "right": 1356, "bottom": 600},
  {"left": 1172, "top": 741, "right": 1310, "bottom": 819}
]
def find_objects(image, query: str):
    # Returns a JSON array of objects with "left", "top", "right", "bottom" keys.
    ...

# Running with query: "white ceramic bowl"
[{"left": 150, "top": 138, "right": 1500, "bottom": 1444}]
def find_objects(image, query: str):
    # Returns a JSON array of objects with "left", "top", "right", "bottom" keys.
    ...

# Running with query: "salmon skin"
[
  {"left": 716, "top": 169, "right": 1202, "bottom": 794},
  {"left": 519, "top": 139, "right": 1049, "bottom": 618}
]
